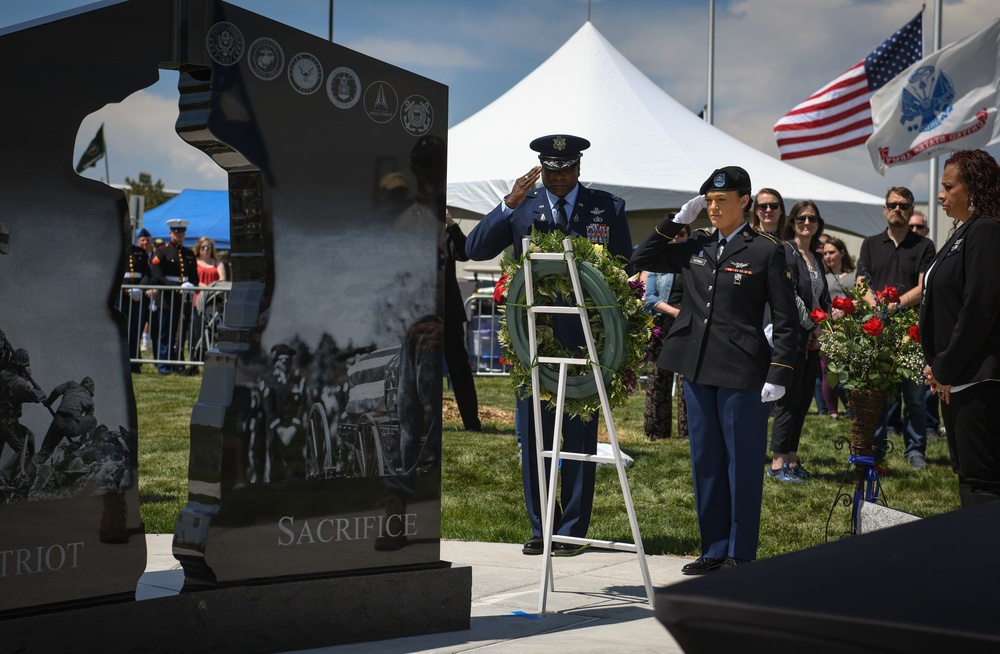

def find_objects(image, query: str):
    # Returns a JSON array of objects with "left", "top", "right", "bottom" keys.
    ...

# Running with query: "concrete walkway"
[{"left": 140, "top": 534, "right": 688, "bottom": 653}]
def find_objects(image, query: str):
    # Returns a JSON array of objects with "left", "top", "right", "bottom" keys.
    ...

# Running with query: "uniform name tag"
[{"left": 690, "top": 255, "right": 707, "bottom": 266}]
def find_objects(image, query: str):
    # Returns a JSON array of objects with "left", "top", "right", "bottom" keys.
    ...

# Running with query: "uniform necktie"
[
  {"left": 554, "top": 198, "right": 568, "bottom": 230},
  {"left": 718, "top": 237, "right": 726, "bottom": 257}
]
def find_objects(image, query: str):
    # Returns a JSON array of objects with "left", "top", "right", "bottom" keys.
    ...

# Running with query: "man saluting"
[{"left": 465, "top": 134, "right": 632, "bottom": 556}]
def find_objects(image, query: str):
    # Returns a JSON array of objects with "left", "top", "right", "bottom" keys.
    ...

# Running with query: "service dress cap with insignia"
[
  {"left": 699, "top": 166, "right": 752, "bottom": 196},
  {"left": 166, "top": 218, "right": 189, "bottom": 230},
  {"left": 530, "top": 134, "right": 591, "bottom": 170},
  {"left": 137, "top": 228, "right": 151, "bottom": 238}
]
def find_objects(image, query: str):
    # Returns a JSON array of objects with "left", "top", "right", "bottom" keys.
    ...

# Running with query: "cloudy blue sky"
[{"left": 3, "top": 0, "right": 998, "bottom": 203}]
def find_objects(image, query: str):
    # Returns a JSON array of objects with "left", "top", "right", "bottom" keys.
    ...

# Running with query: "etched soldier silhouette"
[
  {"left": 0, "top": 329, "right": 12, "bottom": 371},
  {"left": 0, "top": 348, "right": 46, "bottom": 492},
  {"left": 37, "top": 377, "right": 97, "bottom": 462}
]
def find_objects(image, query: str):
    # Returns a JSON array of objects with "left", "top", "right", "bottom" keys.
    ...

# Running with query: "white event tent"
[{"left": 447, "top": 22, "right": 887, "bottom": 238}]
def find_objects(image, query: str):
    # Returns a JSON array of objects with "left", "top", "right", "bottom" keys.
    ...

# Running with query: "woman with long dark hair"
[
  {"left": 820, "top": 237, "right": 856, "bottom": 419},
  {"left": 766, "top": 200, "right": 831, "bottom": 482}
]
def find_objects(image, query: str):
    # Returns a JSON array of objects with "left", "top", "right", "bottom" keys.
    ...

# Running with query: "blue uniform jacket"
[{"left": 465, "top": 183, "right": 633, "bottom": 272}]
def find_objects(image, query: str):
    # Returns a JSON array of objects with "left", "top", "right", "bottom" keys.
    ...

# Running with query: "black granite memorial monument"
[{"left": 2, "top": 0, "right": 468, "bottom": 647}]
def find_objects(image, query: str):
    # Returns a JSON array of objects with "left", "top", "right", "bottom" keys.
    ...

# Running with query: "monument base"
[{"left": 4, "top": 563, "right": 472, "bottom": 653}]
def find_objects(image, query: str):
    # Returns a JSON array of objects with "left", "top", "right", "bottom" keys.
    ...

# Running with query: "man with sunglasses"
[
  {"left": 909, "top": 212, "right": 933, "bottom": 244},
  {"left": 857, "top": 187, "right": 936, "bottom": 468}
]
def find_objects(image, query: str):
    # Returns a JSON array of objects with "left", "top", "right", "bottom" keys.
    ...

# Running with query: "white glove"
[
  {"left": 181, "top": 281, "right": 196, "bottom": 294},
  {"left": 129, "top": 288, "right": 142, "bottom": 302},
  {"left": 673, "top": 195, "right": 706, "bottom": 225},
  {"left": 760, "top": 383, "right": 785, "bottom": 403}
]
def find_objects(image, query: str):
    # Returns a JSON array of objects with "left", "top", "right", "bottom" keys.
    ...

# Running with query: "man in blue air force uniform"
[
  {"left": 632, "top": 166, "right": 797, "bottom": 574},
  {"left": 466, "top": 134, "right": 632, "bottom": 555}
]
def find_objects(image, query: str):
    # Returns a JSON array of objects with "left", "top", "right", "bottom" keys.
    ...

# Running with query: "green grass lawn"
[{"left": 136, "top": 372, "right": 961, "bottom": 560}]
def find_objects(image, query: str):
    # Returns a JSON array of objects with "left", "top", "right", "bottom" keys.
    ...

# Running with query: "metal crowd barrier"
[
  {"left": 464, "top": 290, "right": 511, "bottom": 377},
  {"left": 114, "top": 283, "right": 230, "bottom": 369}
]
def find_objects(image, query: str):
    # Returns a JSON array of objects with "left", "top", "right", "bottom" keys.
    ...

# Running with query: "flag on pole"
[
  {"left": 773, "top": 13, "right": 923, "bottom": 160},
  {"left": 75, "top": 124, "right": 106, "bottom": 173},
  {"left": 867, "top": 16, "right": 1000, "bottom": 174}
]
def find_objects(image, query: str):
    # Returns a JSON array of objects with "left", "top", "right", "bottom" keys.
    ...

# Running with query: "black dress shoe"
[
  {"left": 552, "top": 542, "right": 590, "bottom": 557},
  {"left": 522, "top": 537, "right": 544, "bottom": 555},
  {"left": 723, "top": 557, "right": 753, "bottom": 568},
  {"left": 681, "top": 557, "right": 725, "bottom": 575}
]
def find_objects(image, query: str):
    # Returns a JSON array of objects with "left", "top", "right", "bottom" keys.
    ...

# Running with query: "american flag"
[{"left": 774, "top": 13, "right": 923, "bottom": 161}]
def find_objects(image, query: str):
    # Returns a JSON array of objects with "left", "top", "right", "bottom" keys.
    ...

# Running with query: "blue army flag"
[
  {"left": 75, "top": 124, "right": 106, "bottom": 173},
  {"left": 867, "top": 16, "right": 1000, "bottom": 174}
]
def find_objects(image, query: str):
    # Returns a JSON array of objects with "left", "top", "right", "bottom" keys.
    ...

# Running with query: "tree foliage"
[{"left": 124, "top": 172, "right": 170, "bottom": 210}]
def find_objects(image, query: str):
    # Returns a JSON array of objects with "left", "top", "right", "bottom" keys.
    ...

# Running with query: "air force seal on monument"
[
  {"left": 401, "top": 95, "right": 433, "bottom": 136},
  {"left": 207, "top": 22, "right": 244, "bottom": 66},
  {"left": 327, "top": 67, "right": 361, "bottom": 109},
  {"left": 248, "top": 37, "right": 284, "bottom": 80}
]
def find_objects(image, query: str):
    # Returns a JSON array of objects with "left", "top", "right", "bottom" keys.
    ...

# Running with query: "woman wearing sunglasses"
[
  {"left": 766, "top": 201, "right": 831, "bottom": 483},
  {"left": 752, "top": 188, "right": 786, "bottom": 238}
]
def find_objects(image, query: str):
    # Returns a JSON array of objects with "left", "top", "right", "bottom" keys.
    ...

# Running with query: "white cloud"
[{"left": 75, "top": 83, "right": 227, "bottom": 191}]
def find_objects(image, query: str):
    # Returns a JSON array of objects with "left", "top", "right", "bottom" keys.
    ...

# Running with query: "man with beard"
[{"left": 856, "top": 187, "right": 936, "bottom": 468}]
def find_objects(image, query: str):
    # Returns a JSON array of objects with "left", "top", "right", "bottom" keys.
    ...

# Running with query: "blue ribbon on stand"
[{"left": 849, "top": 453, "right": 882, "bottom": 533}]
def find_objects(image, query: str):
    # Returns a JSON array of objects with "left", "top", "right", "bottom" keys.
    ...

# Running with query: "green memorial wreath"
[{"left": 496, "top": 229, "right": 651, "bottom": 418}]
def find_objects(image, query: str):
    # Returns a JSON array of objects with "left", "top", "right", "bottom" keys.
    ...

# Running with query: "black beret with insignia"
[
  {"left": 530, "top": 134, "right": 590, "bottom": 170},
  {"left": 699, "top": 166, "right": 752, "bottom": 196}
]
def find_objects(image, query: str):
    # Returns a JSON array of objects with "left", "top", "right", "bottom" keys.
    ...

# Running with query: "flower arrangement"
[
  {"left": 496, "top": 229, "right": 650, "bottom": 418},
  {"left": 814, "top": 275, "right": 924, "bottom": 395}
]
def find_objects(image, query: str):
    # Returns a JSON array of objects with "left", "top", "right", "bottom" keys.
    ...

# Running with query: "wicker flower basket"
[{"left": 846, "top": 389, "right": 886, "bottom": 488}]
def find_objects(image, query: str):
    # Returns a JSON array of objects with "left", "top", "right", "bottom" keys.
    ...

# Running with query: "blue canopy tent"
[{"left": 142, "top": 189, "right": 230, "bottom": 249}]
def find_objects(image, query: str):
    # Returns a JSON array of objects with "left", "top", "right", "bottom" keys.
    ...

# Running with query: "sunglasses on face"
[
  {"left": 794, "top": 214, "right": 819, "bottom": 224},
  {"left": 757, "top": 202, "right": 780, "bottom": 211},
  {"left": 910, "top": 224, "right": 928, "bottom": 231},
  {"left": 886, "top": 202, "right": 912, "bottom": 211}
]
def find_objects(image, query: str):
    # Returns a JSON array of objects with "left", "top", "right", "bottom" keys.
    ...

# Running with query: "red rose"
[
  {"left": 876, "top": 285, "right": 900, "bottom": 304},
  {"left": 809, "top": 308, "right": 829, "bottom": 324},
  {"left": 831, "top": 296, "right": 856, "bottom": 314},
  {"left": 863, "top": 318, "right": 884, "bottom": 337},
  {"left": 493, "top": 273, "right": 509, "bottom": 305},
  {"left": 908, "top": 325, "right": 920, "bottom": 343}
]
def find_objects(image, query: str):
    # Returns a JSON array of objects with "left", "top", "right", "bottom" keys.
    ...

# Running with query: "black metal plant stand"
[{"left": 825, "top": 437, "right": 893, "bottom": 541}]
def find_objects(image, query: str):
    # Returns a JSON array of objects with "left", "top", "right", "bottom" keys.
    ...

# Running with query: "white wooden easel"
[{"left": 521, "top": 236, "right": 653, "bottom": 612}]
